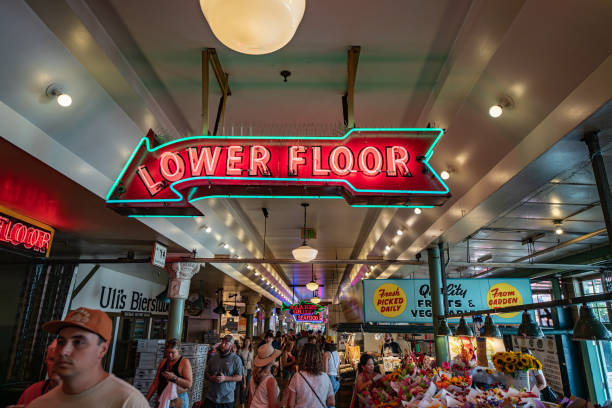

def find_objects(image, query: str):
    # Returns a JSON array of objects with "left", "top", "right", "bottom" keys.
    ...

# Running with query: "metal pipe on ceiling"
[
  {"left": 471, "top": 227, "right": 607, "bottom": 278},
  {"left": 9, "top": 257, "right": 603, "bottom": 271}
]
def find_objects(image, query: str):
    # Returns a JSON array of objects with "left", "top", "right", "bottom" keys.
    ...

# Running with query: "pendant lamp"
[
  {"left": 230, "top": 294, "right": 240, "bottom": 316},
  {"left": 310, "top": 290, "right": 321, "bottom": 304},
  {"left": 200, "top": 0, "right": 305, "bottom": 55},
  {"left": 306, "top": 264, "right": 319, "bottom": 291},
  {"left": 572, "top": 304, "right": 612, "bottom": 341},
  {"left": 483, "top": 315, "right": 502, "bottom": 338},
  {"left": 454, "top": 317, "right": 474, "bottom": 337},
  {"left": 213, "top": 288, "right": 226, "bottom": 315},
  {"left": 517, "top": 311, "right": 544, "bottom": 339},
  {"left": 292, "top": 203, "right": 318, "bottom": 262},
  {"left": 436, "top": 319, "right": 453, "bottom": 336}
]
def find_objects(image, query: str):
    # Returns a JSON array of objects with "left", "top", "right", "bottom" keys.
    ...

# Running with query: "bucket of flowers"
[{"left": 491, "top": 351, "right": 543, "bottom": 390}]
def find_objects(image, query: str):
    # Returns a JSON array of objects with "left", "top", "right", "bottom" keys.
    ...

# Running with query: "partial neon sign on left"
[{"left": 0, "top": 206, "right": 54, "bottom": 257}]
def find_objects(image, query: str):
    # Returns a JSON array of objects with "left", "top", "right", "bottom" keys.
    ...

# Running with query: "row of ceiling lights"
[{"left": 198, "top": 219, "right": 292, "bottom": 303}]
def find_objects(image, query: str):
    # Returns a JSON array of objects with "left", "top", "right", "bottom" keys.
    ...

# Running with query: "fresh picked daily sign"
[
  {"left": 363, "top": 278, "right": 532, "bottom": 324},
  {"left": 106, "top": 128, "right": 450, "bottom": 215}
]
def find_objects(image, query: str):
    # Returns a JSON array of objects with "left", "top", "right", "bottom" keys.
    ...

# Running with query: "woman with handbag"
[
  {"left": 248, "top": 343, "right": 281, "bottom": 408},
  {"left": 146, "top": 339, "right": 193, "bottom": 408},
  {"left": 287, "top": 343, "right": 335, "bottom": 408}
]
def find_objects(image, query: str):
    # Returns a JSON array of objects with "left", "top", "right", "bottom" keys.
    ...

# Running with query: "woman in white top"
[
  {"left": 323, "top": 337, "right": 340, "bottom": 394},
  {"left": 238, "top": 337, "right": 254, "bottom": 406},
  {"left": 288, "top": 343, "right": 335, "bottom": 408},
  {"left": 249, "top": 343, "right": 281, "bottom": 408}
]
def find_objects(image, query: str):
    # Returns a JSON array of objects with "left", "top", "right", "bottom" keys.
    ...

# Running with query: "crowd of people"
[
  {"left": 200, "top": 329, "right": 340, "bottom": 408},
  {"left": 14, "top": 307, "right": 340, "bottom": 408}
]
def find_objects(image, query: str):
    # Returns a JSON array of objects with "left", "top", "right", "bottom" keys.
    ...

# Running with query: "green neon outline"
[
  {"left": 127, "top": 215, "right": 198, "bottom": 218},
  {"left": 106, "top": 128, "right": 449, "bottom": 206}
]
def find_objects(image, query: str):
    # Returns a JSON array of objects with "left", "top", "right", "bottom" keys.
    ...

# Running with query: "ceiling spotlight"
[
  {"left": 554, "top": 220, "right": 564, "bottom": 235},
  {"left": 440, "top": 170, "right": 450, "bottom": 180},
  {"left": 488, "top": 95, "right": 515, "bottom": 119},
  {"left": 369, "top": 265, "right": 374, "bottom": 271},
  {"left": 488, "top": 105, "right": 503, "bottom": 118},
  {"left": 246, "top": 264, "right": 252, "bottom": 270},
  {"left": 396, "top": 229, "right": 403, "bottom": 236},
  {"left": 204, "top": 225, "right": 212, "bottom": 233},
  {"left": 223, "top": 243, "right": 229, "bottom": 249},
  {"left": 414, "top": 208, "right": 422, "bottom": 215},
  {"left": 46, "top": 85, "right": 72, "bottom": 107},
  {"left": 385, "top": 245, "right": 391, "bottom": 251}
]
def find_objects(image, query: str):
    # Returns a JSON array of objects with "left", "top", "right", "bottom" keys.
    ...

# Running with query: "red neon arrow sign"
[{"left": 106, "top": 128, "right": 450, "bottom": 216}]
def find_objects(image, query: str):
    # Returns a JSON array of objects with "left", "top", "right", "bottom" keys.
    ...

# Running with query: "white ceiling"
[{"left": 1, "top": 0, "right": 611, "bottom": 309}]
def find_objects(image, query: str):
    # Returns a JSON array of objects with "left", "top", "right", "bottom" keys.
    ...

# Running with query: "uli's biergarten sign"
[
  {"left": 106, "top": 128, "right": 450, "bottom": 215},
  {"left": 0, "top": 205, "right": 54, "bottom": 257},
  {"left": 363, "top": 279, "right": 532, "bottom": 324}
]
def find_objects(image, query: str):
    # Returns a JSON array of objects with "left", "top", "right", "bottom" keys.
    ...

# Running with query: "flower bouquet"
[{"left": 491, "top": 351, "right": 543, "bottom": 390}]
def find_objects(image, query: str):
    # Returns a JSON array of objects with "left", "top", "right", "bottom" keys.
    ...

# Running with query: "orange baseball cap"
[{"left": 43, "top": 307, "right": 113, "bottom": 342}]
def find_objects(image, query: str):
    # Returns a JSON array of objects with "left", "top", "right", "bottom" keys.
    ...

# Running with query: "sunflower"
[
  {"left": 503, "top": 354, "right": 514, "bottom": 363},
  {"left": 516, "top": 360, "right": 526, "bottom": 371},
  {"left": 519, "top": 355, "right": 530, "bottom": 366},
  {"left": 505, "top": 362, "right": 516, "bottom": 373},
  {"left": 535, "top": 359, "right": 543, "bottom": 370}
]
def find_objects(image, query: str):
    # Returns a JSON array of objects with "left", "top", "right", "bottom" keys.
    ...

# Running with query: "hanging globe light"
[
  {"left": 310, "top": 290, "right": 321, "bottom": 304},
  {"left": 292, "top": 203, "right": 318, "bottom": 262},
  {"left": 200, "top": 0, "right": 305, "bottom": 55}
]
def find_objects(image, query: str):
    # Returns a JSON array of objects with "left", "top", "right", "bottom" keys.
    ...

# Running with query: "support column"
[
  {"left": 584, "top": 131, "right": 612, "bottom": 320},
  {"left": 584, "top": 131, "right": 612, "bottom": 253},
  {"left": 166, "top": 262, "right": 200, "bottom": 340},
  {"left": 427, "top": 246, "right": 449, "bottom": 365},
  {"left": 263, "top": 302, "right": 275, "bottom": 333},
  {"left": 244, "top": 294, "right": 261, "bottom": 338},
  {"left": 551, "top": 277, "right": 585, "bottom": 398}
]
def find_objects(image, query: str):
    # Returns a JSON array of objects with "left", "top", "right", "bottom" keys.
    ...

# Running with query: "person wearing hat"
[
  {"left": 28, "top": 307, "right": 149, "bottom": 407},
  {"left": 323, "top": 337, "right": 340, "bottom": 394},
  {"left": 17, "top": 339, "right": 62, "bottom": 405},
  {"left": 248, "top": 343, "right": 281, "bottom": 408},
  {"left": 204, "top": 334, "right": 243, "bottom": 408}
]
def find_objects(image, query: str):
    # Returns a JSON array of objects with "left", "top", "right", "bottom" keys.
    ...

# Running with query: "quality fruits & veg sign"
[{"left": 363, "top": 278, "right": 531, "bottom": 324}]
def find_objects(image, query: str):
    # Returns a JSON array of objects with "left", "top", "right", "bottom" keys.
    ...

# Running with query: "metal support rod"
[
  {"left": 428, "top": 246, "right": 449, "bottom": 364},
  {"left": 344, "top": 46, "right": 360, "bottom": 129},
  {"left": 202, "top": 50, "right": 209, "bottom": 135},
  {"left": 443, "top": 291, "right": 612, "bottom": 319},
  {"left": 584, "top": 131, "right": 612, "bottom": 255},
  {"left": 438, "top": 241, "right": 449, "bottom": 316}
]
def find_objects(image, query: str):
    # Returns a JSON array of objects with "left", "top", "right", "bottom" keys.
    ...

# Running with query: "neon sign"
[
  {"left": 281, "top": 300, "right": 325, "bottom": 315},
  {"left": 106, "top": 128, "right": 450, "bottom": 215},
  {"left": 0, "top": 206, "right": 54, "bottom": 257},
  {"left": 294, "top": 313, "right": 324, "bottom": 323}
]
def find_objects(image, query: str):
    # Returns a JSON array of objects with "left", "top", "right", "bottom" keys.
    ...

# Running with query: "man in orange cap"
[{"left": 28, "top": 307, "right": 149, "bottom": 407}]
